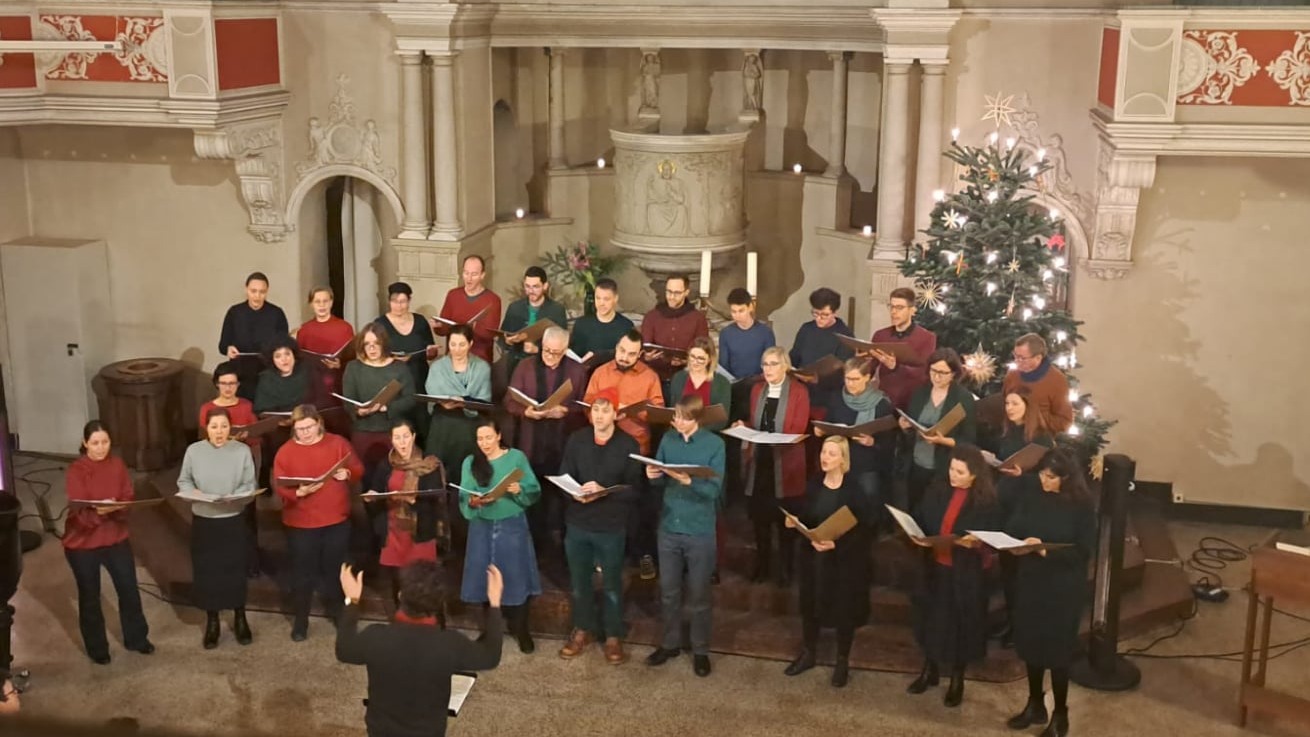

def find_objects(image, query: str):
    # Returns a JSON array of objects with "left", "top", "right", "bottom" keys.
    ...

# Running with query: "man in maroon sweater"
[
  {"left": 1003, "top": 333, "right": 1074, "bottom": 432},
  {"left": 641, "top": 274, "right": 709, "bottom": 393},
  {"left": 868, "top": 287, "right": 937, "bottom": 411},
  {"left": 433, "top": 255, "right": 502, "bottom": 363}
]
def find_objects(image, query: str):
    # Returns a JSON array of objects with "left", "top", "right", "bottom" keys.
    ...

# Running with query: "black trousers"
[
  {"left": 64, "top": 541, "right": 150, "bottom": 659},
  {"left": 907, "top": 464, "right": 937, "bottom": 515},
  {"left": 285, "top": 522, "right": 351, "bottom": 624}
]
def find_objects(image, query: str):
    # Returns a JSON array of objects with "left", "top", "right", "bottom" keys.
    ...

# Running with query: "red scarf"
[
  {"left": 935, "top": 487, "right": 969, "bottom": 566},
  {"left": 393, "top": 610, "right": 439, "bottom": 627}
]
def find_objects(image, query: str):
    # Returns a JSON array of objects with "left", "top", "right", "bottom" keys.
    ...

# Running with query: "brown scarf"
[{"left": 387, "top": 450, "right": 440, "bottom": 534}]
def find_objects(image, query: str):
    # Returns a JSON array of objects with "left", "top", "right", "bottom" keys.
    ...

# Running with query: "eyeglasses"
[
  {"left": 688, "top": 354, "right": 709, "bottom": 362},
  {"left": 293, "top": 423, "right": 318, "bottom": 433},
  {"left": 811, "top": 310, "right": 835, "bottom": 319},
  {"left": 541, "top": 347, "right": 565, "bottom": 356},
  {"left": 887, "top": 303, "right": 911, "bottom": 312},
  {"left": 1012, "top": 352, "right": 1038, "bottom": 361},
  {"left": 666, "top": 289, "right": 687, "bottom": 297}
]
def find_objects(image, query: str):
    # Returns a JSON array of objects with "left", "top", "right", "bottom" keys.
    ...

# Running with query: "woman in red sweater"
[
  {"left": 63, "top": 421, "right": 153, "bottom": 664},
  {"left": 296, "top": 286, "right": 355, "bottom": 435},
  {"left": 738, "top": 345, "right": 811, "bottom": 586},
  {"left": 272, "top": 404, "right": 365, "bottom": 641}
]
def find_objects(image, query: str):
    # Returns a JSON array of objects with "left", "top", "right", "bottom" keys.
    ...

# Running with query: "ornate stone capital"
[
  {"left": 194, "top": 119, "right": 287, "bottom": 242},
  {"left": 1086, "top": 143, "right": 1158, "bottom": 279}
]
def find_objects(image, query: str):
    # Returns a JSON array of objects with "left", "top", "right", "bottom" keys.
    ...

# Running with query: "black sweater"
[
  {"left": 559, "top": 427, "right": 643, "bottom": 532},
  {"left": 336, "top": 605, "right": 503, "bottom": 737}
]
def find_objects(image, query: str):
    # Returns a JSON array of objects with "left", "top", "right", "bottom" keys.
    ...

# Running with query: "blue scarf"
[
  {"left": 843, "top": 385, "right": 887, "bottom": 424},
  {"left": 1019, "top": 358, "right": 1053, "bottom": 383}
]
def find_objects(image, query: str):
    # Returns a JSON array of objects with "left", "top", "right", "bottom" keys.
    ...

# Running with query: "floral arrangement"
[{"left": 541, "top": 240, "right": 628, "bottom": 313}]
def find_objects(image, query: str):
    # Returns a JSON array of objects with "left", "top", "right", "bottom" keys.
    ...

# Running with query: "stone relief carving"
[
  {"left": 646, "top": 160, "right": 689, "bottom": 235},
  {"left": 1086, "top": 140, "right": 1157, "bottom": 280},
  {"left": 639, "top": 50, "right": 661, "bottom": 117},
  {"left": 295, "top": 74, "right": 398, "bottom": 183},
  {"left": 1009, "top": 95, "right": 1093, "bottom": 231},
  {"left": 194, "top": 120, "right": 288, "bottom": 242},
  {"left": 742, "top": 51, "right": 763, "bottom": 114}
]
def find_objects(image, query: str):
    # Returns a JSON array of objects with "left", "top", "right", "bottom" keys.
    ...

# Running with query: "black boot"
[
  {"left": 907, "top": 660, "right": 939, "bottom": 694},
  {"left": 203, "top": 612, "right": 220, "bottom": 650},
  {"left": 233, "top": 609, "right": 253, "bottom": 646},
  {"left": 507, "top": 605, "right": 535, "bottom": 654},
  {"left": 1040, "top": 708, "right": 1069, "bottom": 737},
  {"left": 831, "top": 657, "right": 850, "bottom": 688},
  {"left": 1007, "top": 694, "right": 1048, "bottom": 730},
  {"left": 783, "top": 649, "right": 816, "bottom": 676},
  {"left": 750, "top": 554, "right": 768, "bottom": 583},
  {"left": 944, "top": 666, "right": 965, "bottom": 707}
]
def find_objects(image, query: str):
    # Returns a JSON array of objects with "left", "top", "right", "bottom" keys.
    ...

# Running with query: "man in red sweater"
[
  {"left": 641, "top": 274, "right": 709, "bottom": 392},
  {"left": 1003, "top": 333, "right": 1074, "bottom": 432},
  {"left": 433, "top": 255, "right": 502, "bottom": 363},
  {"left": 868, "top": 287, "right": 937, "bottom": 411}
]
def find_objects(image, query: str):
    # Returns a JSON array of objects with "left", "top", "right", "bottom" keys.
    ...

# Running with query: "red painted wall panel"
[{"left": 215, "top": 18, "right": 280, "bottom": 91}]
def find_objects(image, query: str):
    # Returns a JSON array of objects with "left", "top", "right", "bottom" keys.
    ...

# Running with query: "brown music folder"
[
  {"left": 897, "top": 403, "right": 966, "bottom": 437},
  {"left": 782, "top": 505, "right": 859, "bottom": 543},
  {"left": 811, "top": 415, "right": 900, "bottom": 438},
  {"left": 70, "top": 497, "right": 166, "bottom": 507},
  {"left": 628, "top": 454, "right": 719, "bottom": 478},
  {"left": 275, "top": 454, "right": 352, "bottom": 487},
  {"left": 642, "top": 343, "right": 689, "bottom": 360},
  {"left": 642, "top": 403, "right": 728, "bottom": 427},
  {"left": 416, "top": 394, "right": 497, "bottom": 413},
  {"left": 334, "top": 379, "right": 403, "bottom": 410},
  {"left": 452, "top": 468, "right": 526, "bottom": 503},
  {"left": 231, "top": 416, "right": 284, "bottom": 439},
  {"left": 300, "top": 340, "right": 353, "bottom": 360},
  {"left": 789, "top": 355, "right": 845, "bottom": 383},
  {"left": 985, "top": 443, "right": 1050, "bottom": 473},
  {"left": 507, "top": 379, "right": 574, "bottom": 412},
  {"left": 496, "top": 318, "right": 561, "bottom": 345}
]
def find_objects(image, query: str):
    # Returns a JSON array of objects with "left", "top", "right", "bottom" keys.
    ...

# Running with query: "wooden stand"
[{"left": 1238, "top": 545, "right": 1310, "bottom": 727}]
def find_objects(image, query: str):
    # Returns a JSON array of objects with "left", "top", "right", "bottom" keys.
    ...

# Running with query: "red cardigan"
[
  {"left": 746, "top": 378, "right": 811, "bottom": 498},
  {"left": 297, "top": 316, "right": 357, "bottom": 407},
  {"left": 272, "top": 433, "right": 365, "bottom": 529},
  {"left": 63, "top": 455, "right": 134, "bottom": 550}
]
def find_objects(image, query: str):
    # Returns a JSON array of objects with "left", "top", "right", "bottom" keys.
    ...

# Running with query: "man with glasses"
[
  {"left": 868, "top": 287, "right": 936, "bottom": 411},
  {"left": 1002, "top": 333, "right": 1074, "bottom": 432},
  {"left": 434, "top": 254, "right": 502, "bottom": 363},
  {"left": 506, "top": 326, "right": 587, "bottom": 555},
  {"left": 641, "top": 274, "right": 709, "bottom": 396},
  {"left": 789, "top": 287, "right": 855, "bottom": 411},
  {"left": 500, "top": 266, "right": 568, "bottom": 380},
  {"left": 585, "top": 330, "right": 666, "bottom": 579}
]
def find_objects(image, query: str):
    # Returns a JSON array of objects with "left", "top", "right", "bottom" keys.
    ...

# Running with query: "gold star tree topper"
[{"left": 982, "top": 92, "right": 1016, "bottom": 128}]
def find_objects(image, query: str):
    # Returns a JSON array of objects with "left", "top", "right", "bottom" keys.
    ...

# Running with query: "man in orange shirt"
[{"left": 584, "top": 329, "right": 665, "bottom": 579}]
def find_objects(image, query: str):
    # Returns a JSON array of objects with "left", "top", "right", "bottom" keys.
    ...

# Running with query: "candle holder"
[{"left": 696, "top": 295, "right": 733, "bottom": 323}]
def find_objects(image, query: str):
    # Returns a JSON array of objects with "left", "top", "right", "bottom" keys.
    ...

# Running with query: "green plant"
[{"left": 542, "top": 240, "right": 628, "bottom": 298}]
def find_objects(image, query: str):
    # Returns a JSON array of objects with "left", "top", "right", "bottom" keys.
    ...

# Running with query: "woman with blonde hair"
[{"left": 782, "top": 436, "right": 873, "bottom": 687}]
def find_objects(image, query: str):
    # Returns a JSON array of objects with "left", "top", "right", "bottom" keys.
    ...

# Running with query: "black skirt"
[{"left": 191, "top": 514, "right": 250, "bottom": 611}]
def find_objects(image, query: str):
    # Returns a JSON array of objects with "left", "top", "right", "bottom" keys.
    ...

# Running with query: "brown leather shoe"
[
  {"left": 603, "top": 637, "right": 628, "bottom": 665},
  {"left": 558, "top": 629, "right": 594, "bottom": 659}
]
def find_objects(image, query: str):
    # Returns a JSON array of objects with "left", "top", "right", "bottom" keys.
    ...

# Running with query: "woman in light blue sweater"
[{"left": 178, "top": 406, "right": 258, "bottom": 650}]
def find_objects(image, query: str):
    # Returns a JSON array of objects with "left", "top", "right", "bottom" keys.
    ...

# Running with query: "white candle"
[
  {"left": 699, "top": 250, "right": 712, "bottom": 296},
  {"left": 746, "top": 252, "right": 758, "bottom": 296},
  {"left": 862, "top": 225, "right": 873, "bottom": 237},
  {"left": 515, "top": 208, "right": 525, "bottom": 219},
  {"left": 597, "top": 157, "right": 606, "bottom": 169},
  {"left": 989, "top": 132, "right": 999, "bottom": 145},
  {"left": 792, "top": 163, "right": 802, "bottom": 174},
  {"left": 950, "top": 127, "right": 960, "bottom": 141}
]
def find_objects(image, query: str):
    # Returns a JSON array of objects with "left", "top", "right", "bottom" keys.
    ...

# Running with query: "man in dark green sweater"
[
  {"left": 337, "top": 561, "right": 504, "bottom": 737},
  {"left": 643, "top": 395, "right": 725, "bottom": 678},
  {"left": 568, "top": 278, "right": 634, "bottom": 368},
  {"left": 499, "top": 266, "right": 569, "bottom": 380},
  {"left": 557, "top": 388, "right": 643, "bottom": 664}
]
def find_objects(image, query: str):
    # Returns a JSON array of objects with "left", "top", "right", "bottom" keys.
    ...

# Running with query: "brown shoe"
[
  {"left": 558, "top": 629, "right": 594, "bottom": 659},
  {"left": 603, "top": 637, "right": 628, "bottom": 665}
]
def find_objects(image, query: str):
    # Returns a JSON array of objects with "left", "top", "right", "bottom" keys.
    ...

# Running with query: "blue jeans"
[{"left": 657, "top": 530, "right": 716, "bottom": 655}]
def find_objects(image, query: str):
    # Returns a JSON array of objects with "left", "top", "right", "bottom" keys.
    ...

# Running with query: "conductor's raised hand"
[
  {"left": 339, "top": 564, "right": 364, "bottom": 603},
  {"left": 486, "top": 564, "right": 504, "bottom": 608}
]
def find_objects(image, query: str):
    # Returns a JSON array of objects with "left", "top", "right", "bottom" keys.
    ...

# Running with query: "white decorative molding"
[
  {"left": 295, "top": 74, "right": 398, "bottom": 184},
  {"left": 1177, "top": 31, "right": 1256, "bottom": 105},
  {"left": 285, "top": 163, "right": 405, "bottom": 237},
  {"left": 1086, "top": 140, "right": 1156, "bottom": 280},
  {"left": 195, "top": 120, "right": 289, "bottom": 242},
  {"left": 1265, "top": 32, "right": 1310, "bottom": 107},
  {"left": 1009, "top": 93, "right": 1095, "bottom": 243},
  {"left": 36, "top": 14, "right": 168, "bottom": 82}
]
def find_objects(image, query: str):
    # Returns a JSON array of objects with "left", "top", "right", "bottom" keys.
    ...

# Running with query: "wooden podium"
[{"left": 1239, "top": 545, "right": 1310, "bottom": 727}]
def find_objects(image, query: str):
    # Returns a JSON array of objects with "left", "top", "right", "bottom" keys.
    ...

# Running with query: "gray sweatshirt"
[{"left": 177, "top": 440, "right": 257, "bottom": 519}]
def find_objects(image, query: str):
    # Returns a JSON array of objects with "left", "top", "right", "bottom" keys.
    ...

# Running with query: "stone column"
[
  {"left": 548, "top": 47, "right": 567, "bottom": 170},
  {"left": 874, "top": 60, "right": 911, "bottom": 258},
  {"left": 397, "top": 50, "right": 429, "bottom": 238},
  {"left": 430, "top": 51, "right": 461, "bottom": 239},
  {"left": 824, "top": 52, "right": 850, "bottom": 178},
  {"left": 913, "top": 62, "right": 947, "bottom": 244}
]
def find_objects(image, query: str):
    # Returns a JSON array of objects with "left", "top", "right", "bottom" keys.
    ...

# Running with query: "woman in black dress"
[
  {"left": 782, "top": 436, "right": 871, "bottom": 688},
  {"left": 992, "top": 385, "right": 1055, "bottom": 648},
  {"left": 1004, "top": 449, "right": 1096, "bottom": 737},
  {"left": 908, "top": 443, "right": 999, "bottom": 707}
]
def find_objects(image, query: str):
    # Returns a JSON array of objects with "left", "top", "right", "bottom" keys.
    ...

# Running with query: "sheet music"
[
  {"left": 448, "top": 673, "right": 476, "bottom": 716},
  {"left": 886, "top": 504, "right": 928, "bottom": 539},
  {"left": 965, "top": 530, "right": 1030, "bottom": 550}
]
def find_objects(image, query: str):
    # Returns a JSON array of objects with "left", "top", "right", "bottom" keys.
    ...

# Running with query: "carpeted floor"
[{"left": 6, "top": 456, "right": 1310, "bottom": 737}]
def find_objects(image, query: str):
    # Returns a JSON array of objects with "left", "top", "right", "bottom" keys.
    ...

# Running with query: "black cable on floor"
[{"left": 1184, "top": 535, "right": 1248, "bottom": 589}]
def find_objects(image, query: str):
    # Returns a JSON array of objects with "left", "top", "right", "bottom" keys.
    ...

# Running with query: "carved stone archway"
[{"left": 285, "top": 164, "right": 405, "bottom": 232}]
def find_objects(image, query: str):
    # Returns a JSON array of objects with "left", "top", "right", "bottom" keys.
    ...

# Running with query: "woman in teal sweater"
[
  {"left": 459, "top": 418, "right": 541, "bottom": 653},
  {"left": 900, "top": 348, "right": 977, "bottom": 514}
]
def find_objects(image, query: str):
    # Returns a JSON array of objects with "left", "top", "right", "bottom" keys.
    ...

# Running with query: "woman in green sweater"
[
  {"left": 459, "top": 418, "right": 541, "bottom": 654},
  {"left": 253, "top": 338, "right": 311, "bottom": 415},
  {"left": 342, "top": 323, "right": 417, "bottom": 492},
  {"left": 666, "top": 336, "right": 731, "bottom": 432}
]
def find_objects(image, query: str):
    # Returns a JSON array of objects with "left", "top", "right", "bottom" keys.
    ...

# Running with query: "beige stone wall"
[
  {"left": 0, "top": 128, "right": 31, "bottom": 399},
  {"left": 1079, "top": 157, "right": 1310, "bottom": 510}
]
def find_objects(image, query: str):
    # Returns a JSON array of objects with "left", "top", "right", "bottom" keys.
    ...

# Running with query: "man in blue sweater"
[
  {"left": 717, "top": 287, "right": 775, "bottom": 382},
  {"left": 643, "top": 395, "right": 725, "bottom": 678}
]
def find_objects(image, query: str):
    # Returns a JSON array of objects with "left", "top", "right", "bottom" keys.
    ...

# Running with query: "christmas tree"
[{"left": 900, "top": 108, "right": 1112, "bottom": 465}]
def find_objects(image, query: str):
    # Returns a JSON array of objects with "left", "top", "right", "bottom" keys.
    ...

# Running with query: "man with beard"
[
  {"left": 584, "top": 330, "right": 664, "bottom": 579},
  {"left": 641, "top": 275, "right": 709, "bottom": 398}
]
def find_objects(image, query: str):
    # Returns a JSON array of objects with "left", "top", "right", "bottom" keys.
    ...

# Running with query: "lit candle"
[
  {"left": 746, "top": 252, "right": 758, "bottom": 296},
  {"left": 699, "top": 250, "right": 712, "bottom": 297},
  {"left": 1067, "top": 388, "right": 1079, "bottom": 402},
  {"left": 1049, "top": 208, "right": 1060, "bottom": 220},
  {"left": 597, "top": 157, "right": 606, "bottom": 169},
  {"left": 1053, "top": 256, "right": 1066, "bottom": 268},
  {"left": 1037, "top": 148, "right": 1047, "bottom": 162},
  {"left": 951, "top": 127, "right": 960, "bottom": 142},
  {"left": 1005, "top": 137, "right": 1015, "bottom": 149},
  {"left": 515, "top": 208, "right": 525, "bottom": 219},
  {"left": 792, "top": 163, "right": 803, "bottom": 174},
  {"left": 986, "top": 282, "right": 997, "bottom": 295},
  {"left": 862, "top": 225, "right": 873, "bottom": 237},
  {"left": 989, "top": 132, "right": 999, "bottom": 145},
  {"left": 987, "top": 190, "right": 999, "bottom": 203},
  {"left": 932, "top": 189, "right": 946, "bottom": 202},
  {"left": 1022, "top": 308, "right": 1033, "bottom": 320}
]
